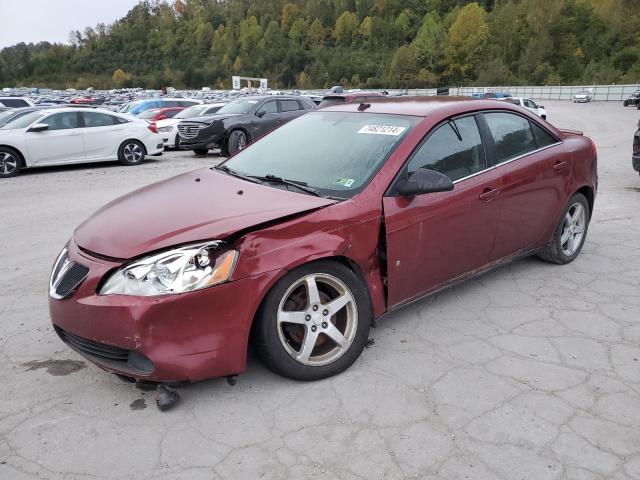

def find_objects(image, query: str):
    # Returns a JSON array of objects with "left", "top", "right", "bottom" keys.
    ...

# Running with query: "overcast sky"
[{"left": 0, "top": 0, "right": 140, "bottom": 49}]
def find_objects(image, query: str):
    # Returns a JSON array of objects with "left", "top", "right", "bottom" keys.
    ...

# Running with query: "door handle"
[
  {"left": 66, "top": 132, "right": 81, "bottom": 136},
  {"left": 479, "top": 187, "right": 501, "bottom": 202},
  {"left": 553, "top": 161, "right": 568, "bottom": 172},
  {"left": 111, "top": 128, "right": 123, "bottom": 131}
]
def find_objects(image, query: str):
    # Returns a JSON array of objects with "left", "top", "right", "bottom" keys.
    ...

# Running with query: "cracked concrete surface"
[{"left": 1, "top": 101, "right": 639, "bottom": 479}]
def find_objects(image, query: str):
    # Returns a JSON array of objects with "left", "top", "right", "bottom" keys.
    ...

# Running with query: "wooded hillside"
[{"left": 1, "top": 0, "right": 639, "bottom": 89}]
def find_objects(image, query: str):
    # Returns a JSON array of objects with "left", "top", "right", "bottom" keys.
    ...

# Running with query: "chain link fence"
[{"left": 382, "top": 84, "right": 640, "bottom": 101}]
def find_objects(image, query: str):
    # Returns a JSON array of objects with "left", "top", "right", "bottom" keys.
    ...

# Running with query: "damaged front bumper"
[{"left": 49, "top": 241, "right": 280, "bottom": 382}]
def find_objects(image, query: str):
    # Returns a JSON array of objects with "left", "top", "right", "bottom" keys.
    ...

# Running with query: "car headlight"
[
  {"left": 157, "top": 126, "right": 173, "bottom": 133},
  {"left": 99, "top": 241, "right": 238, "bottom": 296}
]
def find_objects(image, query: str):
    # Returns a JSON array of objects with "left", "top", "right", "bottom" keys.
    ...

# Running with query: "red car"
[
  {"left": 137, "top": 107, "right": 185, "bottom": 122},
  {"left": 49, "top": 97, "right": 597, "bottom": 383}
]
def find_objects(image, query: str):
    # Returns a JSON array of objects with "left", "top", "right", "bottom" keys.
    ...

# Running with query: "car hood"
[
  {"left": 182, "top": 113, "right": 242, "bottom": 124},
  {"left": 74, "top": 168, "right": 337, "bottom": 259}
]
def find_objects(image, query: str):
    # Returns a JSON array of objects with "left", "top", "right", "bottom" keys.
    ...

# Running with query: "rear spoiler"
[{"left": 558, "top": 128, "right": 583, "bottom": 137}]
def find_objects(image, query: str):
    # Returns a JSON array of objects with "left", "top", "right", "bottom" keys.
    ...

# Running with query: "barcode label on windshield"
[{"left": 358, "top": 125, "right": 406, "bottom": 136}]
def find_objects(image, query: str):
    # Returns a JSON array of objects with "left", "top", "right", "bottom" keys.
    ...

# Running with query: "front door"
[
  {"left": 383, "top": 115, "right": 502, "bottom": 307},
  {"left": 25, "top": 111, "right": 85, "bottom": 165},
  {"left": 251, "top": 99, "right": 279, "bottom": 139}
]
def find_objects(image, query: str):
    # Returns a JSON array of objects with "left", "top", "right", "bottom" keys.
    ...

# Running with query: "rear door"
[
  {"left": 277, "top": 99, "right": 306, "bottom": 124},
  {"left": 481, "top": 112, "right": 570, "bottom": 261},
  {"left": 383, "top": 114, "right": 503, "bottom": 307},
  {"left": 25, "top": 111, "right": 85, "bottom": 164},
  {"left": 80, "top": 111, "right": 126, "bottom": 159}
]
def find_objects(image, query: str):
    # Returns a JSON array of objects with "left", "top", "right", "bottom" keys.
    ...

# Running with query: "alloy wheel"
[
  {"left": 0, "top": 152, "right": 18, "bottom": 176},
  {"left": 237, "top": 132, "right": 247, "bottom": 150},
  {"left": 560, "top": 202, "right": 586, "bottom": 256},
  {"left": 123, "top": 143, "right": 143, "bottom": 162},
  {"left": 277, "top": 273, "right": 358, "bottom": 366}
]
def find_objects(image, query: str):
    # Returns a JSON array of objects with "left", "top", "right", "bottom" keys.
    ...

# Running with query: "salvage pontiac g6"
[{"left": 49, "top": 97, "right": 597, "bottom": 383}]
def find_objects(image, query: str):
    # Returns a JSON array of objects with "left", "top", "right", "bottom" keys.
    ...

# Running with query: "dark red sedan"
[{"left": 49, "top": 97, "right": 597, "bottom": 383}]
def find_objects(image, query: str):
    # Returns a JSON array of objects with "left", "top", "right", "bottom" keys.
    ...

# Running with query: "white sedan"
[
  {"left": 155, "top": 103, "right": 227, "bottom": 148},
  {"left": 0, "top": 107, "right": 163, "bottom": 178},
  {"left": 502, "top": 97, "right": 547, "bottom": 120}
]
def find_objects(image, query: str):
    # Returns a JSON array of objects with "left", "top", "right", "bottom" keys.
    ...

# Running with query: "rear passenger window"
[
  {"left": 407, "top": 115, "right": 485, "bottom": 182},
  {"left": 484, "top": 112, "right": 537, "bottom": 163},
  {"left": 531, "top": 122, "right": 557, "bottom": 148},
  {"left": 83, "top": 112, "right": 118, "bottom": 127},
  {"left": 298, "top": 100, "right": 313, "bottom": 110},
  {"left": 280, "top": 100, "right": 300, "bottom": 112}
]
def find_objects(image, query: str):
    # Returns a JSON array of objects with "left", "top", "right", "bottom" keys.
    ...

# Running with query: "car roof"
[
  {"left": 236, "top": 95, "right": 303, "bottom": 101},
  {"left": 27, "top": 107, "right": 125, "bottom": 116},
  {"left": 318, "top": 96, "right": 539, "bottom": 118}
]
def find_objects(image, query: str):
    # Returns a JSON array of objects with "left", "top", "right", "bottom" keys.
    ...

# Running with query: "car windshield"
[
  {"left": 175, "top": 105, "right": 207, "bottom": 118},
  {"left": 0, "top": 111, "right": 44, "bottom": 129},
  {"left": 216, "top": 98, "right": 259, "bottom": 114},
  {"left": 578, "top": 91, "right": 590, "bottom": 95},
  {"left": 222, "top": 111, "right": 418, "bottom": 199}
]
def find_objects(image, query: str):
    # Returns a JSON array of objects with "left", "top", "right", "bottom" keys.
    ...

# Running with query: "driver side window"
[
  {"left": 407, "top": 116, "right": 486, "bottom": 182},
  {"left": 41, "top": 112, "right": 79, "bottom": 131},
  {"left": 259, "top": 101, "right": 277, "bottom": 115}
]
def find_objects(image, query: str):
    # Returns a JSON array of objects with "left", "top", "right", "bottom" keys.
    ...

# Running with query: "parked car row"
[{"left": 46, "top": 96, "right": 598, "bottom": 387}]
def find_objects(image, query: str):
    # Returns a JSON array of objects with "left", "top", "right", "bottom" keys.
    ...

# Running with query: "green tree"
[
  {"left": 334, "top": 11, "right": 358, "bottom": 46},
  {"left": 444, "top": 2, "right": 490, "bottom": 82}
]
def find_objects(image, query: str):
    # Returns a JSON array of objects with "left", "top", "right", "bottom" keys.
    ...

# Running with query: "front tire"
[
  {"left": 252, "top": 261, "right": 372, "bottom": 381},
  {"left": 537, "top": 193, "right": 590, "bottom": 265},
  {"left": 227, "top": 130, "right": 248, "bottom": 156},
  {"left": 118, "top": 140, "right": 146, "bottom": 166},
  {"left": 0, "top": 147, "right": 21, "bottom": 178}
]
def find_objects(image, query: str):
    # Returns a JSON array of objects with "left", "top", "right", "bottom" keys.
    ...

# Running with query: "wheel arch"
[
  {"left": 225, "top": 126, "right": 251, "bottom": 143},
  {"left": 0, "top": 144, "right": 26, "bottom": 167},
  {"left": 575, "top": 185, "right": 594, "bottom": 220},
  {"left": 119, "top": 138, "right": 147, "bottom": 156}
]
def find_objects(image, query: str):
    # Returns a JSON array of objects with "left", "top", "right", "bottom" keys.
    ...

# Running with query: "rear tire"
[
  {"left": 252, "top": 261, "right": 372, "bottom": 381},
  {"left": 537, "top": 193, "right": 590, "bottom": 265},
  {"left": 193, "top": 148, "right": 209, "bottom": 156},
  {"left": 0, "top": 147, "right": 22, "bottom": 178},
  {"left": 118, "top": 140, "right": 146, "bottom": 166}
]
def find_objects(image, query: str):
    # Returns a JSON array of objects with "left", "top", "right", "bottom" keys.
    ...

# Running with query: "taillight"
[
  {"left": 148, "top": 123, "right": 158, "bottom": 134},
  {"left": 590, "top": 137, "right": 597, "bottom": 158},
  {"left": 633, "top": 138, "right": 640, "bottom": 155}
]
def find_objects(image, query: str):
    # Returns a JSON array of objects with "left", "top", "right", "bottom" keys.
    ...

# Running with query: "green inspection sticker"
[{"left": 333, "top": 178, "right": 356, "bottom": 187}]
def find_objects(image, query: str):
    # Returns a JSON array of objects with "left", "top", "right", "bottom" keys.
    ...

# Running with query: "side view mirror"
[
  {"left": 397, "top": 168, "right": 454, "bottom": 197},
  {"left": 28, "top": 123, "right": 50, "bottom": 132},
  {"left": 538, "top": 105, "right": 545, "bottom": 109},
  {"left": 255, "top": 110, "right": 265, "bottom": 118}
]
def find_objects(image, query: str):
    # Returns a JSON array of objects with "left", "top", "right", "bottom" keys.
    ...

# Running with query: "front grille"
[
  {"left": 58, "top": 327, "right": 129, "bottom": 361},
  {"left": 55, "top": 262, "right": 89, "bottom": 298},
  {"left": 178, "top": 123, "right": 201, "bottom": 139}
]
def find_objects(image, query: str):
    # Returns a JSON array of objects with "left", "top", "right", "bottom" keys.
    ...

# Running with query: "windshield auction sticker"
[{"left": 358, "top": 125, "right": 406, "bottom": 136}]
